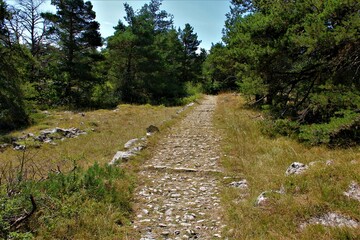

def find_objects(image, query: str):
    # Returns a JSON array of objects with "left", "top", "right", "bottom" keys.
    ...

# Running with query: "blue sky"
[
  {"left": 6, "top": 0, "right": 231, "bottom": 50},
  {"left": 91, "top": 0, "right": 231, "bottom": 50}
]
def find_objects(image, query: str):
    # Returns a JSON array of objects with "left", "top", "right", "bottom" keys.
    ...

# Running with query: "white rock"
[
  {"left": 255, "top": 191, "right": 269, "bottom": 206},
  {"left": 109, "top": 151, "right": 136, "bottom": 165},
  {"left": 344, "top": 181, "right": 360, "bottom": 202},
  {"left": 199, "top": 187, "right": 207, "bottom": 191},
  {"left": 124, "top": 138, "right": 139, "bottom": 149},
  {"left": 229, "top": 179, "right": 248, "bottom": 189},
  {"left": 301, "top": 212, "right": 359, "bottom": 229},
  {"left": 165, "top": 208, "right": 172, "bottom": 216},
  {"left": 285, "top": 162, "right": 308, "bottom": 175}
]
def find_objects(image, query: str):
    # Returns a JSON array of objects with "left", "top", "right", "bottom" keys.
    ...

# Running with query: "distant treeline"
[{"left": 0, "top": 0, "right": 204, "bottom": 131}]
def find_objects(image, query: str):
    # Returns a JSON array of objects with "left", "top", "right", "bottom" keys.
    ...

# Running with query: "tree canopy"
[
  {"left": 206, "top": 0, "right": 360, "bottom": 146},
  {"left": 0, "top": 0, "right": 204, "bottom": 132},
  {"left": 107, "top": 0, "right": 203, "bottom": 105}
]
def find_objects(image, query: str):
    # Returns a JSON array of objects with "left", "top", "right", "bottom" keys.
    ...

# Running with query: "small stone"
[
  {"left": 0, "top": 143, "right": 9, "bottom": 150},
  {"left": 186, "top": 229, "right": 197, "bottom": 236},
  {"left": 326, "top": 160, "right": 334, "bottom": 165},
  {"left": 184, "top": 213, "right": 196, "bottom": 220},
  {"left": 255, "top": 191, "right": 269, "bottom": 206},
  {"left": 159, "top": 223, "right": 167, "bottom": 227},
  {"left": 139, "top": 219, "right": 151, "bottom": 223},
  {"left": 146, "top": 125, "right": 159, "bottom": 136},
  {"left": 229, "top": 179, "right": 248, "bottom": 189},
  {"left": 161, "top": 231, "right": 170, "bottom": 236},
  {"left": 214, "top": 234, "right": 221, "bottom": 238},
  {"left": 165, "top": 208, "right": 172, "bottom": 216},
  {"left": 343, "top": 181, "right": 360, "bottom": 202},
  {"left": 124, "top": 138, "right": 139, "bottom": 149},
  {"left": 109, "top": 150, "right": 137, "bottom": 165},
  {"left": 180, "top": 223, "right": 191, "bottom": 227},
  {"left": 285, "top": 162, "right": 308, "bottom": 175},
  {"left": 27, "top": 133, "right": 35, "bottom": 138},
  {"left": 301, "top": 212, "right": 359, "bottom": 229},
  {"left": 13, "top": 144, "right": 26, "bottom": 151},
  {"left": 199, "top": 187, "right": 207, "bottom": 191}
]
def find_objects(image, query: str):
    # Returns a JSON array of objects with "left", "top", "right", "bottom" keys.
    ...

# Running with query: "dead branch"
[{"left": 10, "top": 195, "right": 37, "bottom": 229}]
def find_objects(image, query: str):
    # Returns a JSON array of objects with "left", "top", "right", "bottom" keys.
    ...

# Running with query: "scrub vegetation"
[{"left": 215, "top": 93, "right": 360, "bottom": 240}]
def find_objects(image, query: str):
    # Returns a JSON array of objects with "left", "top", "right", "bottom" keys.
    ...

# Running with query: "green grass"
[{"left": 214, "top": 93, "right": 360, "bottom": 239}]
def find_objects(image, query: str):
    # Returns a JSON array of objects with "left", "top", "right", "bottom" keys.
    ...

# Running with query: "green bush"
[
  {"left": 90, "top": 83, "right": 118, "bottom": 109},
  {"left": 180, "top": 82, "right": 203, "bottom": 105},
  {"left": 299, "top": 110, "right": 360, "bottom": 146},
  {"left": 261, "top": 118, "right": 300, "bottom": 138}
]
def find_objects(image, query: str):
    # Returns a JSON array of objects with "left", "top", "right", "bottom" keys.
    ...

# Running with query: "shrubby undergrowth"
[{"left": 0, "top": 163, "right": 134, "bottom": 239}]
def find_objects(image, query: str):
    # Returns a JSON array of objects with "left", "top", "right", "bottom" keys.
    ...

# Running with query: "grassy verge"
[
  {"left": 1, "top": 104, "right": 180, "bottom": 171},
  {"left": 215, "top": 93, "right": 360, "bottom": 239},
  {"left": 0, "top": 103, "right": 183, "bottom": 239}
]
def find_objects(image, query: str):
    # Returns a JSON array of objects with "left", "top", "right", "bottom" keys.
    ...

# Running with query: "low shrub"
[
  {"left": 0, "top": 163, "right": 135, "bottom": 239},
  {"left": 299, "top": 110, "right": 360, "bottom": 147}
]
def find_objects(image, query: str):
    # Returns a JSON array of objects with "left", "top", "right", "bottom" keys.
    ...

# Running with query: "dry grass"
[
  {"left": 1, "top": 104, "right": 181, "bottom": 174},
  {"left": 214, "top": 93, "right": 360, "bottom": 239},
  {"left": 0, "top": 103, "right": 183, "bottom": 240}
]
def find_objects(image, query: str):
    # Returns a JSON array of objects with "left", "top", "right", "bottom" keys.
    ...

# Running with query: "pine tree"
[
  {"left": 107, "top": 0, "right": 186, "bottom": 105},
  {"left": 179, "top": 23, "right": 201, "bottom": 82},
  {"left": 219, "top": 0, "right": 360, "bottom": 145},
  {"left": 44, "top": 0, "right": 102, "bottom": 106}
]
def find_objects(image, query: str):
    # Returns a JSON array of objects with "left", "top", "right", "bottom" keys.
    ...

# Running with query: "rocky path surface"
[{"left": 133, "top": 96, "right": 224, "bottom": 240}]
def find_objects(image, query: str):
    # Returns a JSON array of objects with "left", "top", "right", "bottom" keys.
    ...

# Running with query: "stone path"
[{"left": 133, "top": 96, "right": 224, "bottom": 240}]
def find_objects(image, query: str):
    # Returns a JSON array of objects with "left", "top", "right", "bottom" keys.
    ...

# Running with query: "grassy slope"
[
  {"left": 0, "top": 104, "right": 181, "bottom": 239},
  {"left": 214, "top": 93, "right": 360, "bottom": 240},
  {"left": 1, "top": 104, "right": 180, "bottom": 171}
]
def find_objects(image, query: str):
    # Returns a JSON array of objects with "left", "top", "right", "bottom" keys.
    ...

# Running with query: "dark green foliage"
[
  {"left": 0, "top": 0, "right": 29, "bottom": 131},
  {"left": 299, "top": 110, "right": 360, "bottom": 147},
  {"left": 0, "top": 163, "right": 134, "bottom": 239},
  {"left": 0, "top": 46, "right": 29, "bottom": 131},
  {"left": 179, "top": 23, "right": 203, "bottom": 83},
  {"left": 202, "top": 43, "right": 237, "bottom": 93},
  {"left": 107, "top": 0, "right": 203, "bottom": 105},
  {"left": 220, "top": 0, "right": 360, "bottom": 146},
  {"left": 261, "top": 118, "right": 300, "bottom": 139},
  {"left": 43, "top": 0, "right": 103, "bottom": 107}
]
